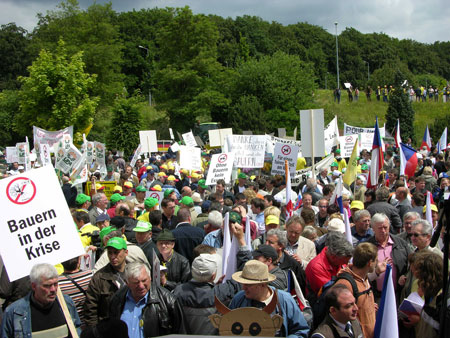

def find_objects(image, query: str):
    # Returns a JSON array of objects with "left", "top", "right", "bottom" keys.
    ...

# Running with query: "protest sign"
[
  {"left": 55, "top": 144, "right": 82, "bottom": 173},
  {"left": 169, "top": 128, "right": 174, "bottom": 140},
  {"left": 209, "top": 128, "right": 233, "bottom": 147},
  {"left": 170, "top": 142, "right": 180, "bottom": 153},
  {"left": 6, "top": 147, "right": 18, "bottom": 164},
  {"left": 271, "top": 143, "right": 299, "bottom": 177},
  {"left": 291, "top": 155, "right": 335, "bottom": 186},
  {"left": 16, "top": 142, "right": 29, "bottom": 165},
  {"left": 265, "top": 135, "right": 302, "bottom": 155},
  {"left": 85, "top": 181, "right": 117, "bottom": 199},
  {"left": 86, "top": 142, "right": 95, "bottom": 164},
  {"left": 33, "top": 126, "right": 73, "bottom": 152},
  {"left": 226, "top": 135, "right": 266, "bottom": 168},
  {"left": 0, "top": 165, "right": 84, "bottom": 281},
  {"left": 324, "top": 116, "right": 340, "bottom": 154},
  {"left": 182, "top": 131, "right": 197, "bottom": 148},
  {"left": 339, "top": 135, "right": 359, "bottom": 158},
  {"left": 70, "top": 162, "right": 88, "bottom": 187},
  {"left": 179, "top": 146, "right": 202, "bottom": 171},
  {"left": 278, "top": 128, "right": 286, "bottom": 138},
  {"left": 94, "top": 142, "right": 106, "bottom": 167},
  {"left": 344, "top": 123, "right": 385, "bottom": 137},
  {"left": 145, "top": 191, "right": 164, "bottom": 204},
  {"left": 139, "top": 130, "right": 158, "bottom": 153},
  {"left": 39, "top": 143, "right": 52, "bottom": 166},
  {"left": 130, "top": 144, "right": 142, "bottom": 168},
  {"left": 359, "top": 132, "right": 374, "bottom": 151},
  {"left": 205, "top": 152, "right": 235, "bottom": 185},
  {"left": 300, "top": 109, "right": 325, "bottom": 157},
  {"left": 344, "top": 83, "right": 352, "bottom": 89}
]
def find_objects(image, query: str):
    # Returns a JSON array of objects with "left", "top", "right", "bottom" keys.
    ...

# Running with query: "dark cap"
[
  {"left": 252, "top": 244, "right": 278, "bottom": 262},
  {"left": 156, "top": 229, "right": 175, "bottom": 242},
  {"left": 229, "top": 211, "right": 242, "bottom": 224},
  {"left": 96, "top": 213, "right": 110, "bottom": 223}
]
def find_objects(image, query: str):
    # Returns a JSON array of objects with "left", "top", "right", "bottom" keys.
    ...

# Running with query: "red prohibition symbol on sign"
[
  {"left": 6, "top": 177, "right": 37, "bottom": 205},
  {"left": 281, "top": 145, "right": 291, "bottom": 156},
  {"left": 345, "top": 136, "right": 353, "bottom": 142},
  {"left": 218, "top": 154, "right": 228, "bottom": 163},
  {"left": 150, "top": 192, "right": 160, "bottom": 200}
]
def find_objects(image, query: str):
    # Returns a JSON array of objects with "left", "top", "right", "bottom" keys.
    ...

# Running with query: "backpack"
[{"left": 307, "top": 272, "right": 371, "bottom": 330}]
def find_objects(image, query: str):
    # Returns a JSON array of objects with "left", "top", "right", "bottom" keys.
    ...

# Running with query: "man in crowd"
[
  {"left": 367, "top": 187, "right": 402, "bottom": 233},
  {"left": 398, "top": 211, "right": 420, "bottom": 251},
  {"left": 395, "top": 186, "right": 412, "bottom": 220},
  {"left": 1, "top": 263, "right": 81, "bottom": 337},
  {"left": 285, "top": 215, "right": 317, "bottom": 268},
  {"left": 88, "top": 192, "right": 109, "bottom": 225},
  {"left": 133, "top": 221, "right": 158, "bottom": 268},
  {"left": 172, "top": 208, "right": 205, "bottom": 263},
  {"left": 315, "top": 198, "right": 329, "bottom": 228},
  {"left": 351, "top": 210, "right": 373, "bottom": 244},
  {"left": 161, "top": 197, "right": 176, "bottom": 230},
  {"left": 109, "top": 262, "right": 187, "bottom": 337}
]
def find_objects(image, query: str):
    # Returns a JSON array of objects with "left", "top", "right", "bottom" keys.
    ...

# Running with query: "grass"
[{"left": 314, "top": 89, "right": 450, "bottom": 146}]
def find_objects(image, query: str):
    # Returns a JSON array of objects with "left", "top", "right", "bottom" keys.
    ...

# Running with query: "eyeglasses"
[
  {"left": 412, "top": 233, "right": 427, "bottom": 237},
  {"left": 319, "top": 205, "right": 328, "bottom": 208}
]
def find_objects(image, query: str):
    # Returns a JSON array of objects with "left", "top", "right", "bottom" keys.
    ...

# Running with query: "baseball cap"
[
  {"left": 423, "top": 204, "right": 438, "bottom": 213},
  {"left": 167, "top": 175, "right": 178, "bottom": 182},
  {"left": 123, "top": 182, "right": 133, "bottom": 189},
  {"left": 252, "top": 245, "right": 278, "bottom": 262},
  {"left": 105, "top": 237, "right": 127, "bottom": 250},
  {"left": 327, "top": 218, "right": 345, "bottom": 233},
  {"left": 265, "top": 215, "right": 280, "bottom": 225},
  {"left": 133, "top": 221, "right": 152, "bottom": 232},
  {"left": 335, "top": 149, "right": 341, "bottom": 154},
  {"left": 110, "top": 193, "right": 126, "bottom": 204},
  {"left": 238, "top": 172, "right": 247, "bottom": 179},
  {"left": 95, "top": 183, "right": 105, "bottom": 191},
  {"left": 96, "top": 213, "right": 110, "bottom": 223},
  {"left": 164, "top": 188, "right": 175, "bottom": 198},
  {"left": 198, "top": 179, "right": 208, "bottom": 189},
  {"left": 350, "top": 200, "right": 364, "bottom": 210},
  {"left": 114, "top": 185, "right": 123, "bottom": 193},
  {"left": 331, "top": 162, "right": 338, "bottom": 167},
  {"left": 157, "top": 172, "right": 167, "bottom": 178},
  {"left": 191, "top": 254, "right": 218, "bottom": 281},
  {"left": 361, "top": 164, "right": 369, "bottom": 170},
  {"left": 75, "top": 193, "right": 91, "bottom": 205},
  {"left": 144, "top": 197, "right": 158, "bottom": 209},
  {"left": 151, "top": 185, "right": 162, "bottom": 191},
  {"left": 229, "top": 211, "right": 242, "bottom": 224},
  {"left": 192, "top": 192, "right": 202, "bottom": 203},
  {"left": 180, "top": 196, "right": 194, "bottom": 206},
  {"left": 136, "top": 185, "right": 147, "bottom": 192},
  {"left": 99, "top": 226, "right": 117, "bottom": 242}
]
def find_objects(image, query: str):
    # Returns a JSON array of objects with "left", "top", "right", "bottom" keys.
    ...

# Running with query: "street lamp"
[
  {"left": 138, "top": 45, "right": 152, "bottom": 106},
  {"left": 335, "top": 22, "right": 340, "bottom": 90},
  {"left": 363, "top": 60, "right": 369, "bottom": 82}
]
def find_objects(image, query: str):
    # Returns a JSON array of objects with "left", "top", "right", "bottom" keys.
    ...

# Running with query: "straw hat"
[{"left": 232, "top": 260, "right": 276, "bottom": 284}]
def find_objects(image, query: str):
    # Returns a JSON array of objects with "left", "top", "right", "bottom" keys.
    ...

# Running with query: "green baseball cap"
[
  {"left": 238, "top": 172, "right": 247, "bottom": 179},
  {"left": 75, "top": 193, "right": 91, "bottom": 205},
  {"left": 331, "top": 162, "right": 338, "bottom": 167},
  {"left": 198, "top": 179, "right": 208, "bottom": 189},
  {"left": 105, "top": 237, "right": 127, "bottom": 250},
  {"left": 180, "top": 196, "right": 194, "bottom": 206},
  {"left": 99, "top": 226, "right": 117, "bottom": 242},
  {"left": 156, "top": 229, "right": 175, "bottom": 242},
  {"left": 133, "top": 221, "right": 152, "bottom": 232},
  {"left": 164, "top": 188, "right": 175, "bottom": 198},
  {"left": 361, "top": 164, "right": 369, "bottom": 170},
  {"left": 110, "top": 193, "right": 126, "bottom": 204},
  {"left": 144, "top": 197, "right": 159, "bottom": 209},
  {"left": 229, "top": 211, "right": 242, "bottom": 224},
  {"left": 136, "top": 185, "right": 147, "bottom": 192},
  {"left": 335, "top": 149, "right": 341, "bottom": 154}
]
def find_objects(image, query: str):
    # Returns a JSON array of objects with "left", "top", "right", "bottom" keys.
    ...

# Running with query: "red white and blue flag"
[
  {"left": 293, "top": 190, "right": 303, "bottom": 211},
  {"left": 367, "top": 117, "right": 384, "bottom": 188},
  {"left": 285, "top": 161, "right": 293, "bottom": 221},
  {"left": 394, "top": 119, "right": 402, "bottom": 148},
  {"left": 399, "top": 143, "right": 418, "bottom": 179},
  {"left": 437, "top": 127, "right": 447, "bottom": 153},
  {"left": 420, "top": 125, "right": 432, "bottom": 151},
  {"left": 374, "top": 264, "right": 399, "bottom": 338}
]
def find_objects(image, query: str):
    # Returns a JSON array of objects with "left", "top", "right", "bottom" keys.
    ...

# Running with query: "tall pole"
[
  {"left": 335, "top": 22, "right": 340, "bottom": 90},
  {"left": 139, "top": 45, "right": 152, "bottom": 106}
]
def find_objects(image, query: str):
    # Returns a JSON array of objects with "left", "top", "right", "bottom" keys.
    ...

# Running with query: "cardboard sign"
[
  {"left": 324, "top": 116, "right": 340, "bottom": 154},
  {"left": 179, "top": 146, "right": 202, "bottom": 171},
  {"left": 139, "top": 130, "right": 158, "bottom": 153},
  {"left": 344, "top": 83, "right": 352, "bottom": 89},
  {"left": 344, "top": 123, "right": 385, "bottom": 137},
  {"left": 300, "top": 109, "right": 325, "bottom": 157},
  {"left": 205, "top": 152, "right": 235, "bottom": 185},
  {"left": 0, "top": 165, "right": 84, "bottom": 281},
  {"left": 277, "top": 128, "right": 286, "bottom": 138},
  {"left": 339, "top": 135, "right": 359, "bottom": 158},
  {"left": 271, "top": 143, "right": 299, "bottom": 177},
  {"left": 265, "top": 135, "right": 302, "bottom": 156},
  {"left": 182, "top": 131, "right": 197, "bottom": 148},
  {"left": 33, "top": 126, "right": 73, "bottom": 152},
  {"left": 226, "top": 135, "right": 266, "bottom": 168},
  {"left": 85, "top": 181, "right": 117, "bottom": 199},
  {"left": 16, "top": 142, "right": 29, "bottom": 165},
  {"left": 170, "top": 142, "right": 180, "bottom": 153},
  {"left": 39, "top": 143, "right": 52, "bottom": 166},
  {"left": 94, "top": 142, "right": 106, "bottom": 167},
  {"left": 209, "top": 128, "right": 233, "bottom": 147},
  {"left": 55, "top": 144, "right": 82, "bottom": 173},
  {"left": 359, "top": 132, "right": 374, "bottom": 151},
  {"left": 6, "top": 147, "right": 18, "bottom": 164}
]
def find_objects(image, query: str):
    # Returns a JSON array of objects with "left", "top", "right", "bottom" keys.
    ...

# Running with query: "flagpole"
[{"left": 310, "top": 110, "right": 316, "bottom": 178}]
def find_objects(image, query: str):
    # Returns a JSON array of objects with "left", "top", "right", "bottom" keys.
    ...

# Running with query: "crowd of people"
[{"left": 0, "top": 142, "right": 449, "bottom": 338}]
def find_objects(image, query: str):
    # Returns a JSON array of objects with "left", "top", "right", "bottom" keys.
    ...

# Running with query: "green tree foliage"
[
  {"left": 430, "top": 115, "right": 450, "bottom": 146},
  {"left": 0, "top": 90, "right": 22, "bottom": 145},
  {"left": 0, "top": 23, "right": 32, "bottom": 90},
  {"left": 16, "top": 40, "right": 99, "bottom": 143},
  {"left": 385, "top": 71, "right": 415, "bottom": 143},
  {"left": 106, "top": 95, "right": 141, "bottom": 157}
]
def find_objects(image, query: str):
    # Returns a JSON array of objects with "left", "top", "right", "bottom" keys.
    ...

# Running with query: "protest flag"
[
  {"left": 245, "top": 215, "right": 252, "bottom": 248},
  {"left": 343, "top": 139, "right": 358, "bottom": 186},
  {"left": 420, "top": 125, "right": 431, "bottom": 151},
  {"left": 330, "top": 176, "right": 344, "bottom": 214},
  {"left": 221, "top": 212, "right": 238, "bottom": 282},
  {"left": 374, "top": 264, "right": 399, "bottom": 338},
  {"left": 437, "top": 127, "right": 447, "bottom": 153},
  {"left": 367, "top": 117, "right": 384, "bottom": 188},
  {"left": 285, "top": 160, "right": 293, "bottom": 222},
  {"left": 293, "top": 190, "right": 303, "bottom": 211},
  {"left": 399, "top": 143, "right": 418, "bottom": 179},
  {"left": 394, "top": 119, "right": 402, "bottom": 148},
  {"left": 287, "top": 270, "right": 308, "bottom": 311}
]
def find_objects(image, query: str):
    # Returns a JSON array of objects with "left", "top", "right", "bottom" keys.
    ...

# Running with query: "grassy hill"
[{"left": 314, "top": 89, "right": 449, "bottom": 146}]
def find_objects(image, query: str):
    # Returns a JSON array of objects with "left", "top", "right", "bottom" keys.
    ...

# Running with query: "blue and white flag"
[{"left": 374, "top": 264, "right": 399, "bottom": 338}]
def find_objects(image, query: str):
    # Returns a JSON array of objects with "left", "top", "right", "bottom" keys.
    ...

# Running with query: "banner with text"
[
  {"left": 205, "top": 152, "right": 235, "bottom": 185},
  {"left": 344, "top": 123, "right": 385, "bottom": 137},
  {"left": 271, "top": 143, "right": 299, "bottom": 177},
  {"left": 179, "top": 146, "right": 202, "bottom": 171},
  {"left": 226, "top": 135, "right": 266, "bottom": 168},
  {"left": 33, "top": 126, "right": 73, "bottom": 152},
  {"left": 339, "top": 135, "right": 359, "bottom": 158}
]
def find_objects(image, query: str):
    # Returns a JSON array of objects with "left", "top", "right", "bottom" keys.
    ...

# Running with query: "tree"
[
  {"left": 0, "top": 90, "right": 22, "bottom": 145},
  {"left": 106, "top": 95, "right": 141, "bottom": 157},
  {"left": 16, "top": 40, "right": 98, "bottom": 143},
  {"left": 385, "top": 71, "right": 415, "bottom": 143}
]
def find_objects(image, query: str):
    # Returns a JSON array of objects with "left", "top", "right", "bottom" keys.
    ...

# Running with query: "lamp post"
[
  {"left": 335, "top": 22, "right": 340, "bottom": 90},
  {"left": 363, "top": 60, "right": 369, "bottom": 82},
  {"left": 138, "top": 45, "right": 152, "bottom": 106}
]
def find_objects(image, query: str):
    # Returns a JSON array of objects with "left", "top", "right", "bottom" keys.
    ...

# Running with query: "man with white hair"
[
  {"left": 109, "top": 262, "right": 187, "bottom": 337},
  {"left": 1, "top": 263, "right": 81, "bottom": 337}
]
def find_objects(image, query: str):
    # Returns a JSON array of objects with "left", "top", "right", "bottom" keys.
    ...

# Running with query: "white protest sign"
[
  {"left": 130, "top": 144, "right": 142, "bottom": 168},
  {"left": 265, "top": 135, "right": 302, "bottom": 156},
  {"left": 271, "top": 143, "right": 299, "bottom": 177},
  {"left": 56, "top": 144, "right": 83, "bottom": 173},
  {"left": 226, "top": 135, "right": 266, "bottom": 168},
  {"left": 291, "top": 155, "right": 335, "bottom": 186},
  {"left": 145, "top": 191, "right": 164, "bottom": 204},
  {"left": 86, "top": 142, "right": 95, "bottom": 164},
  {"left": 359, "top": 132, "right": 374, "bottom": 151},
  {"left": 344, "top": 123, "right": 385, "bottom": 137},
  {"left": 278, "top": 128, "right": 286, "bottom": 138},
  {"left": 170, "top": 142, "right": 180, "bottom": 153},
  {"left": 139, "top": 130, "right": 158, "bottom": 153},
  {"left": 339, "top": 135, "right": 359, "bottom": 158},
  {"left": 0, "top": 165, "right": 84, "bottom": 281},
  {"left": 6, "top": 147, "right": 18, "bottom": 164},
  {"left": 94, "top": 142, "right": 106, "bottom": 167},
  {"left": 39, "top": 143, "right": 52, "bottom": 166},
  {"left": 209, "top": 128, "right": 233, "bottom": 147},
  {"left": 182, "top": 131, "right": 197, "bottom": 148},
  {"left": 33, "top": 126, "right": 73, "bottom": 152},
  {"left": 62, "top": 134, "right": 72, "bottom": 153},
  {"left": 300, "top": 109, "right": 325, "bottom": 157},
  {"left": 344, "top": 83, "right": 352, "bottom": 89},
  {"left": 324, "top": 116, "right": 340, "bottom": 154},
  {"left": 169, "top": 128, "right": 174, "bottom": 140},
  {"left": 179, "top": 146, "right": 202, "bottom": 171},
  {"left": 16, "top": 142, "right": 30, "bottom": 165},
  {"left": 205, "top": 152, "right": 235, "bottom": 185}
]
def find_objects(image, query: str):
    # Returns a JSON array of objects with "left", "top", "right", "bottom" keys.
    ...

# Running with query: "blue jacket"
[
  {"left": 229, "top": 287, "right": 310, "bottom": 338},
  {"left": 1, "top": 292, "right": 81, "bottom": 338}
]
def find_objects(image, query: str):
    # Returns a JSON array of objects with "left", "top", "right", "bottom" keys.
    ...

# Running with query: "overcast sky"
[{"left": 1, "top": 0, "right": 449, "bottom": 44}]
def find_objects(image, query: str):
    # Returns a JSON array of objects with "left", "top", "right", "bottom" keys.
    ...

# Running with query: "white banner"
[
  {"left": 179, "top": 146, "right": 202, "bottom": 171},
  {"left": 6, "top": 147, "right": 18, "bottom": 164},
  {"left": 271, "top": 143, "right": 299, "bottom": 177},
  {"left": 39, "top": 143, "right": 52, "bottom": 167},
  {"left": 55, "top": 144, "right": 82, "bottom": 173},
  {"left": 344, "top": 123, "right": 385, "bottom": 137},
  {"left": 130, "top": 144, "right": 142, "bottom": 168},
  {"left": 359, "top": 132, "right": 374, "bottom": 151},
  {"left": 226, "top": 135, "right": 266, "bottom": 168},
  {"left": 205, "top": 152, "right": 235, "bottom": 185},
  {"left": 139, "top": 130, "right": 158, "bottom": 153},
  {"left": 300, "top": 109, "right": 325, "bottom": 157},
  {"left": 291, "top": 155, "right": 335, "bottom": 186},
  {"left": 33, "top": 126, "right": 73, "bottom": 152},
  {"left": 265, "top": 135, "right": 302, "bottom": 156},
  {"left": 94, "top": 142, "right": 106, "bottom": 167},
  {"left": 324, "top": 116, "right": 340, "bottom": 154},
  {"left": 339, "top": 135, "right": 359, "bottom": 158},
  {"left": 86, "top": 142, "right": 95, "bottom": 164},
  {"left": 16, "top": 142, "right": 29, "bottom": 165},
  {"left": 0, "top": 165, "right": 84, "bottom": 281},
  {"left": 208, "top": 128, "right": 233, "bottom": 147},
  {"left": 182, "top": 131, "right": 197, "bottom": 148}
]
